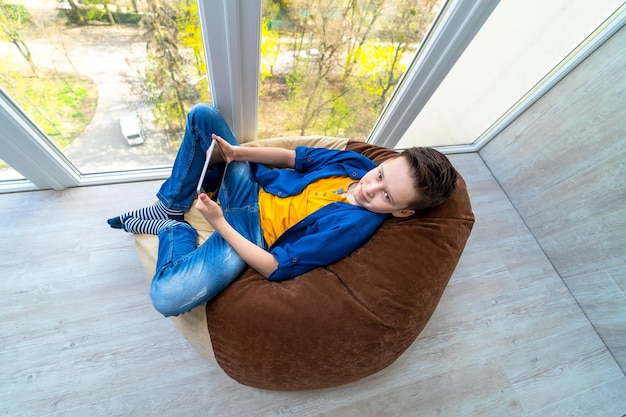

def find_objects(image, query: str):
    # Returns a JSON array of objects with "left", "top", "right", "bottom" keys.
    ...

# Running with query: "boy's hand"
[
  {"left": 196, "top": 192, "right": 224, "bottom": 225},
  {"left": 197, "top": 188, "right": 278, "bottom": 278},
  {"left": 212, "top": 134, "right": 236, "bottom": 164},
  {"left": 212, "top": 134, "right": 296, "bottom": 168}
]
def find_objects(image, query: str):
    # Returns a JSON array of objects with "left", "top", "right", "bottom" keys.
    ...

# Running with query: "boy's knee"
[
  {"left": 149, "top": 282, "right": 189, "bottom": 317},
  {"left": 189, "top": 102, "right": 218, "bottom": 120},
  {"left": 227, "top": 161, "right": 248, "bottom": 177},
  {"left": 150, "top": 296, "right": 185, "bottom": 317}
]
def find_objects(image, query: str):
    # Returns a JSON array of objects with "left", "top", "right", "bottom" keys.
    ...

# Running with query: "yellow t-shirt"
[{"left": 259, "top": 176, "right": 354, "bottom": 247}]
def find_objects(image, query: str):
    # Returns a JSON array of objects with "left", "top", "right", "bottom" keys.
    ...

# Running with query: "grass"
[
  {"left": 1, "top": 66, "right": 98, "bottom": 149},
  {"left": 0, "top": 65, "right": 97, "bottom": 171}
]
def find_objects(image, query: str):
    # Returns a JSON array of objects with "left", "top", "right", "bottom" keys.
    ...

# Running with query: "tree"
[
  {"left": 260, "top": 17, "right": 280, "bottom": 84},
  {"left": 136, "top": 0, "right": 439, "bottom": 141},
  {"left": 260, "top": 0, "right": 440, "bottom": 140},
  {"left": 336, "top": 1, "right": 436, "bottom": 138},
  {"left": 374, "top": 1, "right": 437, "bottom": 107},
  {"left": 64, "top": 0, "right": 86, "bottom": 25},
  {"left": 282, "top": 0, "right": 386, "bottom": 136},
  {"left": 0, "top": 1, "right": 38, "bottom": 77},
  {"left": 143, "top": 0, "right": 192, "bottom": 142},
  {"left": 177, "top": 0, "right": 210, "bottom": 103},
  {"left": 101, "top": 0, "right": 116, "bottom": 26}
]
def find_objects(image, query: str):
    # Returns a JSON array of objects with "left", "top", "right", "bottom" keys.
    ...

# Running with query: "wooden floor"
[{"left": 1, "top": 153, "right": 625, "bottom": 417}]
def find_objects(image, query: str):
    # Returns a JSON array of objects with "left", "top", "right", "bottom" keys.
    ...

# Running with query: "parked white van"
[{"left": 119, "top": 113, "right": 145, "bottom": 146}]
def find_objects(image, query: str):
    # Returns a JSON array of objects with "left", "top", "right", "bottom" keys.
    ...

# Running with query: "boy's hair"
[{"left": 400, "top": 147, "right": 458, "bottom": 211}]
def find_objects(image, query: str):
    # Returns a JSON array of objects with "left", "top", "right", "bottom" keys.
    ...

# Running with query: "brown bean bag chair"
[{"left": 135, "top": 137, "right": 474, "bottom": 390}]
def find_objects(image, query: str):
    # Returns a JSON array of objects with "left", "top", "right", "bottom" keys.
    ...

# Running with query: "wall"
[{"left": 479, "top": 26, "right": 626, "bottom": 371}]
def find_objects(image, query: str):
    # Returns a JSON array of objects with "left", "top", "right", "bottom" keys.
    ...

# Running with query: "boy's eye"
[
  {"left": 377, "top": 171, "right": 382, "bottom": 180},
  {"left": 384, "top": 191, "right": 390, "bottom": 201}
]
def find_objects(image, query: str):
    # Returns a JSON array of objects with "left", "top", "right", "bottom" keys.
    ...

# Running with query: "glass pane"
[
  {"left": 0, "top": 157, "right": 25, "bottom": 181},
  {"left": 396, "top": 0, "right": 624, "bottom": 148},
  {"left": 259, "top": 0, "right": 443, "bottom": 141},
  {"left": 0, "top": 0, "right": 209, "bottom": 174}
]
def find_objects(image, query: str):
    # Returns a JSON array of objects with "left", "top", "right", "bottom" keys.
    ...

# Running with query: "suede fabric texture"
[{"left": 205, "top": 141, "right": 475, "bottom": 390}]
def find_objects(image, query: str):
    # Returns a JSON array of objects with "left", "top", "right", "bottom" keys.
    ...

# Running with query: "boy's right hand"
[
  {"left": 212, "top": 134, "right": 296, "bottom": 168},
  {"left": 212, "top": 134, "right": 236, "bottom": 164}
]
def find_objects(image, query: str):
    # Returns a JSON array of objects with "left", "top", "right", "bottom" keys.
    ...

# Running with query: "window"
[
  {"left": 0, "top": 0, "right": 207, "bottom": 185},
  {"left": 394, "top": 0, "right": 625, "bottom": 149},
  {"left": 257, "top": 0, "right": 443, "bottom": 141},
  {"left": 0, "top": 157, "right": 25, "bottom": 181},
  {"left": 1, "top": 0, "right": 622, "bottom": 192}
]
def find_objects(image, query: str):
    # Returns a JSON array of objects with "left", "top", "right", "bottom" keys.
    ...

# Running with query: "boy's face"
[{"left": 350, "top": 156, "right": 417, "bottom": 218}]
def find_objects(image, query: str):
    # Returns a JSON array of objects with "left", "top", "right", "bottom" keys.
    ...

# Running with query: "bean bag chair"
[{"left": 134, "top": 137, "right": 474, "bottom": 390}]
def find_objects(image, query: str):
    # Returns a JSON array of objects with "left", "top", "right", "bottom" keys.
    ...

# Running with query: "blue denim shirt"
[{"left": 251, "top": 147, "right": 388, "bottom": 281}]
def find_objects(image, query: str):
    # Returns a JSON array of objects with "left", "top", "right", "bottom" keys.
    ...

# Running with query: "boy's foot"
[
  {"left": 122, "top": 217, "right": 183, "bottom": 235},
  {"left": 107, "top": 201, "right": 184, "bottom": 229}
]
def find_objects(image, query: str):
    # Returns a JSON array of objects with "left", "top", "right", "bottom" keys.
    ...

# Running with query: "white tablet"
[{"left": 196, "top": 140, "right": 217, "bottom": 194}]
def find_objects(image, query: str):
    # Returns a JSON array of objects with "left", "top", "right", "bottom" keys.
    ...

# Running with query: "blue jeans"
[{"left": 150, "top": 104, "right": 265, "bottom": 317}]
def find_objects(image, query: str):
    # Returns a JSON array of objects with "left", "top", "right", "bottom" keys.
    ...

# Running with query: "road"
[{"left": 25, "top": 24, "right": 177, "bottom": 173}]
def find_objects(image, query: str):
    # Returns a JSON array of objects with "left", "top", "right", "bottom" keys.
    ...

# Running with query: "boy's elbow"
[
  {"left": 284, "top": 150, "right": 296, "bottom": 168},
  {"left": 257, "top": 257, "right": 279, "bottom": 279},
  {"left": 250, "top": 253, "right": 278, "bottom": 279}
]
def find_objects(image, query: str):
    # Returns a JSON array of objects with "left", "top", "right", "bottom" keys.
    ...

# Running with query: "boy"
[{"left": 108, "top": 104, "right": 457, "bottom": 316}]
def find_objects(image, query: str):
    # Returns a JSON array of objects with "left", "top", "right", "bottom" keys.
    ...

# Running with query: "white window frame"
[
  {"left": 197, "top": 0, "right": 262, "bottom": 144},
  {"left": 0, "top": 90, "right": 79, "bottom": 191}
]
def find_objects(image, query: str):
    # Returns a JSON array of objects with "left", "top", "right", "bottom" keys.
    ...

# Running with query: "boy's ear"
[{"left": 391, "top": 209, "right": 415, "bottom": 218}]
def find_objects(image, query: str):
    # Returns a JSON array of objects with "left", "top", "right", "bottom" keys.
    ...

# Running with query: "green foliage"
[
  {"left": 56, "top": 0, "right": 143, "bottom": 25},
  {"left": 260, "top": 18, "right": 280, "bottom": 82},
  {"left": 255, "top": 0, "right": 434, "bottom": 141},
  {"left": 0, "top": 65, "right": 97, "bottom": 148},
  {"left": 0, "top": 2, "right": 32, "bottom": 24},
  {"left": 0, "top": 3, "right": 33, "bottom": 42},
  {"left": 28, "top": 0, "right": 430, "bottom": 146},
  {"left": 177, "top": 0, "right": 210, "bottom": 104},
  {"left": 125, "top": 0, "right": 433, "bottom": 142},
  {"left": 112, "top": 12, "right": 142, "bottom": 24},
  {"left": 84, "top": 8, "right": 105, "bottom": 21},
  {"left": 142, "top": 0, "right": 199, "bottom": 147},
  {"left": 353, "top": 41, "right": 407, "bottom": 99},
  {"left": 80, "top": 8, "right": 142, "bottom": 24}
]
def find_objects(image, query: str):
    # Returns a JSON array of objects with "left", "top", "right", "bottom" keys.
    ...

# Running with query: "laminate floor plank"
[
  {"left": 499, "top": 325, "right": 624, "bottom": 414},
  {"left": 2, "top": 154, "right": 625, "bottom": 417},
  {"left": 564, "top": 271, "right": 626, "bottom": 371}
]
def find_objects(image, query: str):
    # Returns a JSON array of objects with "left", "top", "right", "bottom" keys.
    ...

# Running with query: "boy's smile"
[{"left": 346, "top": 156, "right": 417, "bottom": 218}]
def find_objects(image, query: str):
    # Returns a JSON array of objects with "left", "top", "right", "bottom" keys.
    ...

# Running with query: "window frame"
[
  {"left": 0, "top": 89, "right": 78, "bottom": 191},
  {"left": 198, "top": 0, "right": 262, "bottom": 144}
]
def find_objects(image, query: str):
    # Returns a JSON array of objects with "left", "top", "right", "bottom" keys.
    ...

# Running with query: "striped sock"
[
  {"left": 107, "top": 201, "right": 184, "bottom": 229},
  {"left": 122, "top": 201, "right": 184, "bottom": 221},
  {"left": 123, "top": 217, "right": 180, "bottom": 235}
]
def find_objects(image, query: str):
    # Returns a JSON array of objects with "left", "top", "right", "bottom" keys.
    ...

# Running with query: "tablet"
[{"left": 196, "top": 140, "right": 217, "bottom": 194}]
